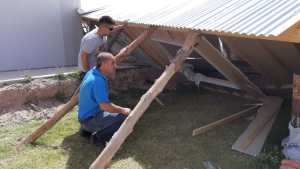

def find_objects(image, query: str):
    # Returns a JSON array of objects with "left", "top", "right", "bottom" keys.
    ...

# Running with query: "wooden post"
[
  {"left": 292, "top": 73, "right": 300, "bottom": 127},
  {"left": 16, "top": 29, "right": 154, "bottom": 149},
  {"left": 89, "top": 33, "right": 199, "bottom": 169}
]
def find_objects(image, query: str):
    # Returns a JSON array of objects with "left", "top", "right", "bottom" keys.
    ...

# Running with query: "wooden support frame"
[
  {"left": 222, "top": 37, "right": 290, "bottom": 86},
  {"left": 150, "top": 31, "right": 265, "bottom": 99},
  {"left": 16, "top": 29, "right": 154, "bottom": 149},
  {"left": 89, "top": 32, "right": 199, "bottom": 169},
  {"left": 194, "top": 36, "right": 265, "bottom": 99},
  {"left": 260, "top": 40, "right": 300, "bottom": 74},
  {"left": 125, "top": 28, "right": 170, "bottom": 66}
]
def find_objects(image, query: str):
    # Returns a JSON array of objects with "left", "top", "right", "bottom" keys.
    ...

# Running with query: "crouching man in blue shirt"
[{"left": 78, "top": 52, "right": 131, "bottom": 146}]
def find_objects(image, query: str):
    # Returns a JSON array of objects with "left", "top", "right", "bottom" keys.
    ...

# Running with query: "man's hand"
[
  {"left": 99, "top": 103, "right": 131, "bottom": 116},
  {"left": 280, "top": 160, "right": 300, "bottom": 169},
  {"left": 121, "top": 107, "right": 131, "bottom": 116}
]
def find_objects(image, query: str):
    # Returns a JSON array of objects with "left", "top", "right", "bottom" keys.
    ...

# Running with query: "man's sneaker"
[
  {"left": 90, "top": 133, "right": 106, "bottom": 147},
  {"left": 79, "top": 127, "right": 92, "bottom": 139}
]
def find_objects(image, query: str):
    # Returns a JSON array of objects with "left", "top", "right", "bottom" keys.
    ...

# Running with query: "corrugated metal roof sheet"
[{"left": 81, "top": 0, "right": 300, "bottom": 37}]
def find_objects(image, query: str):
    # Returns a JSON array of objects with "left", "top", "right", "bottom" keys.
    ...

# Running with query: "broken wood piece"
[
  {"left": 16, "top": 29, "right": 153, "bottom": 149},
  {"left": 151, "top": 33, "right": 265, "bottom": 99},
  {"left": 202, "top": 160, "right": 221, "bottom": 169},
  {"left": 89, "top": 32, "right": 199, "bottom": 169},
  {"left": 194, "top": 36, "right": 265, "bottom": 99},
  {"left": 154, "top": 97, "right": 164, "bottom": 106},
  {"left": 125, "top": 28, "right": 169, "bottom": 67},
  {"left": 192, "top": 105, "right": 260, "bottom": 136},
  {"left": 115, "top": 28, "right": 154, "bottom": 63},
  {"left": 232, "top": 96, "right": 283, "bottom": 156},
  {"left": 182, "top": 64, "right": 239, "bottom": 89}
]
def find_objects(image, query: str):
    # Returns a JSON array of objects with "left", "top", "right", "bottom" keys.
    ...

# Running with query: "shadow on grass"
[{"left": 62, "top": 132, "right": 103, "bottom": 169}]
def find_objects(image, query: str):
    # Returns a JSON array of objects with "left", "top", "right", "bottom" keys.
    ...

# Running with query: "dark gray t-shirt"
[{"left": 78, "top": 28, "right": 106, "bottom": 71}]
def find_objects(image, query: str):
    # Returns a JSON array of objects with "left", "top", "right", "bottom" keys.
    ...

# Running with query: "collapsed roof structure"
[
  {"left": 18, "top": 0, "right": 300, "bottom": 168},
  {"left": 80, "top": 1, "right": 300, "bottom": 168}
]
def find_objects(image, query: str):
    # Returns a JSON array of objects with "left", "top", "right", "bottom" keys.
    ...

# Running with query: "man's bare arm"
[
  {"left": 81, "top": 51, "right": 90, "bottom": 72},
  {"left": 99, "top": 102, "right": 131, "bottom": 116}
]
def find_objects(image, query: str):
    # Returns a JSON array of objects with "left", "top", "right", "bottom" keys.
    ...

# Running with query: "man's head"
[
  {"left": 97, "top": 16, "right": 115, "bottom": 36},
  {"left": 96, "top": 52, "right": 117, "bottom": 79}
]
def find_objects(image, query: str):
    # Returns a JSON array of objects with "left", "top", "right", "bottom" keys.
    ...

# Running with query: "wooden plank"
[
  {"left": 232, "top": 96, "right": 283, "bottom": 156},
  {"left": 115, "top": 29, "right": 154, "bottom": 63},
  {"left": 16, "top": 29, "right": 154, "bottom": 149},
  {"left": 151, "top": 30, "right": 185, "bottom": 47},
  {"left": 151, "top": 42, "right": 173, "bottom": 62},
  {"left": 192, "top": 105, "right": 260, "bottom": 136},
  {"left": 223, "top": 37, "right": 290, "bottom": 86},
  {"left": 194, "top": 36, "right": 265, "bottom": 99},
  {"left": 182, "top": 65, "right": 240, "bottom": 89},
  {"left": 89, "top": 33, "right": 199, "bottom": 169},
  {"left": 125, "top": 28, "right": 170, "bottom": 66}
]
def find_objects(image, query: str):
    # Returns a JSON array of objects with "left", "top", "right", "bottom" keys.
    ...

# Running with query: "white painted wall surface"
[{"left": 0, "top": 0, "right": 82, "bottom": 71}]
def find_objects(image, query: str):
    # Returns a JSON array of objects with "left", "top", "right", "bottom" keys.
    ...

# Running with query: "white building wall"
[{"left": 0, "top": 0, "right": 82, "bottom": 71}]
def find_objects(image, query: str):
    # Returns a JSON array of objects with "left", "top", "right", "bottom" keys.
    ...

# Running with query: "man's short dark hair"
[
  {"left": 96, "top": 52, "right": 114, "bottom": 68},
  {"left": 98, "top": 16, "right": 115, "bottom": 26}
]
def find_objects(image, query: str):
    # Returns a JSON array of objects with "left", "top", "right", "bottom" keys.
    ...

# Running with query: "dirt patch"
[
  {"left": 0, "top": 99, "right": 66, "bottom": 127},
  {"left": 0, "top": 78, "right": 79, "bottom": 113},
  {"left": 0, "top": 68, "right": 182, "bottom": 126}
]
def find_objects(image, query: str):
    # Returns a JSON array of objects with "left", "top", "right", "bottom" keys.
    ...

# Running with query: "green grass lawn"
[{"left": 0, "top": 87, "right": 290, "bottom": 169}]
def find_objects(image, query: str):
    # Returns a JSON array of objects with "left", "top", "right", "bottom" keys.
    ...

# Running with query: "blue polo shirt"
[{"left": 78, "top": 67, "right": 109, "bottom": 121}]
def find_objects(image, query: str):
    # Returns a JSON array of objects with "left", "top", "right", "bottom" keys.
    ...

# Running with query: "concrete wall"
[{"left": 0, "top": 0, "right": 82, "bottom": 72}]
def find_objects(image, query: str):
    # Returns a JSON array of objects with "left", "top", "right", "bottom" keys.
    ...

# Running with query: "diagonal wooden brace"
[
  {"left": 16, "top": 28, "right": 155, "bottom": 149},
  {"left": 89, "top": 32, "right": 199, "bottom": 169}
]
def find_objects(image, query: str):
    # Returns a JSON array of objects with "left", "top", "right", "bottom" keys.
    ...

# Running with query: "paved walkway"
[{"left": 0, "top": 66, "right": 79, "bottom": 84}]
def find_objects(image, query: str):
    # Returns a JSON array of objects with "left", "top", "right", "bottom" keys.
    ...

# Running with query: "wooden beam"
[
  {"left": 182, "top": 65, "right": 240, "bottom": 89},
  {"left": 151, "top": 42, "right": 173, "bottom": 62},
  {"left": 125, "top": 28, "right": 170, "bottom": 66},
  {"left": 223, "top": 37, "right": 291, "bottom": 86},
  {"left": 232, "top": 96, "right": 283, "bottom": 156},
  {"left": 115, "top": 29, "right": 155, "bottom": 63},
  {"left": 192, "top": 105, "right": 260, "bottom": 136},
  {"left": 89, "top": 33, "right": 199, "bottom": 169},
  {"left": 194, "top": 36, "right": 265, "bottom": 99},
  {"left": 151, "top": 30, "right": 184, "bottom": 47},
  {"left": 16, "top": 29, "right": 154, "bottom": 149},
  {"left": 260, "top": 40, "right": 300, "bottom": 74}
]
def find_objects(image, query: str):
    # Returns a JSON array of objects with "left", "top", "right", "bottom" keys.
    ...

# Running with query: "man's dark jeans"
[{"left": 79, "top": 112, "right": 126, "bottom": 142}]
